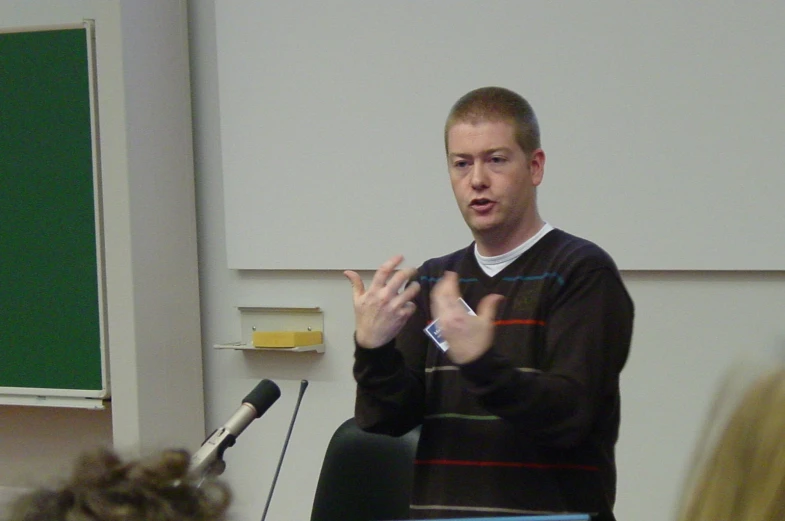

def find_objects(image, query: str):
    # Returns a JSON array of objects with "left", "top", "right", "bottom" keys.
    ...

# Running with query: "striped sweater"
[{"left": 353, "top": 229, "right": 634, "bottom": 520}]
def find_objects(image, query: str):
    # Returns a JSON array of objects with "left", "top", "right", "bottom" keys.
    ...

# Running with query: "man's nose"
[{"left": 469, "top": 162, "right": 490, "bottom": 189}]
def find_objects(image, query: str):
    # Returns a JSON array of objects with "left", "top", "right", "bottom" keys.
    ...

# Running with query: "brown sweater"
[{"left": 354, "top": 229, "right": 634, "bottom": 520}]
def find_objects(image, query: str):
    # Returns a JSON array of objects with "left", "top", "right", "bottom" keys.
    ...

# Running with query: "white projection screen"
[{"left": 216, "top": 2, "right": 785, "bottom": 270}]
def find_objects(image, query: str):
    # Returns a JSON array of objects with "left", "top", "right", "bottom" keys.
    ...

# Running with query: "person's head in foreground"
[
  {"left": 676, "top": 360, "right": 785, "bottom": 521},
  {"left": 4, "top": 448, "right": 230, "bottom": 521}
]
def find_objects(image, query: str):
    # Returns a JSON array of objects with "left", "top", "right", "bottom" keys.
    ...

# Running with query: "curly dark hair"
[{"left": 5, "top": 449, "right": 231, "bottom": 521}]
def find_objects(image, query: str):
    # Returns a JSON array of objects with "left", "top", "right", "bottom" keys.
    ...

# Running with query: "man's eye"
[
  {"left": 490, "top": 156, "right": 507, "bottom": 163},
  {"left": 454, "top": 161, "right": 469, "bottom": 168}
]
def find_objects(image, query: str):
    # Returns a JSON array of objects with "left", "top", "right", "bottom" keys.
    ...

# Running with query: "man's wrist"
[{"left": 354, "top": 332, "right": 394, "bottom": 351}]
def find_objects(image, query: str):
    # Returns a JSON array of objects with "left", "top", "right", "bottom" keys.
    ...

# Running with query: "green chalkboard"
[{"left": 0, "top": 26, "right": 106, "bottom": 397}]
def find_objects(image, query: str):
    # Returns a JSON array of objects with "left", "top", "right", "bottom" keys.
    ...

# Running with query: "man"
[{"left": 345, "top": 86, "right": 634, "bottom": 520}]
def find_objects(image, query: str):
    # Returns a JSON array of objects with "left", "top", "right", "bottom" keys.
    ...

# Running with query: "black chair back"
[{"left": 310, "top": 418, "right": 420, "bottom": 521}]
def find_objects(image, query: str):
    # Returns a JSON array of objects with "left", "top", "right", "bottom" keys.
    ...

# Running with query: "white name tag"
[{"left": 424, "top": 298, "right": 476, "bottom": 352}]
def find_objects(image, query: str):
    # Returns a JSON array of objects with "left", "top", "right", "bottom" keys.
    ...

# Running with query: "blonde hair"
[
  {"left": 444, "top": 86, "right": 541, "bottom": 157},
  {"left": 675, "top": 364, "right": 785, "bottom": 521},
  {"left": 5, "top": 449, "right": 231, "bottom": 521}
]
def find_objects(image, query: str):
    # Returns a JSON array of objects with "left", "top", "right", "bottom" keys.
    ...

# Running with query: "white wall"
[
  {"left": 113, "top": 0, "right": 204, "bottom": 453},
  {"left": 0, "top": 406, "right": 112, "bottom": 487},
  {"left": 615, "top": 272, "right": 785, "bottom": 520},
  {"left": 2, "top": 3, "right": 784, "bottom": 521}
]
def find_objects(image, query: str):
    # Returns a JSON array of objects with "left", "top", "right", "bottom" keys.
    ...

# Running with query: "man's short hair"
[{"left": 445, "top": 86, "right": 541, "bottom": 157}]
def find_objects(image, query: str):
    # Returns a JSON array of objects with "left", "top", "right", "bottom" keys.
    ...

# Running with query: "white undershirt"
[{"left": 474, "top": 223, "right": 554, "bottom": 277}]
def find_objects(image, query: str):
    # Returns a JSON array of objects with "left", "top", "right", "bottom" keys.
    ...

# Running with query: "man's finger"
[
  {"left": 398, "top": 301, "right": 417, "bottom": 320},
  {"left": 477, "top": 294, "right": 504, "bottom": 321},
  {"left": 343, "top": 270, "right": 365, "bottom": 298},
  {"left": 431, "top": 272, "right": 459, "bottom": 318},
  {"left": 390, "top": 281, "right": 421, "bottom": 310},
  {"left": 369, "top": 254, "right": 404, "bottom": 290},
  {"left": 387, "top": 266, "right": 418, "bottom": 295},
  {"left": 433, "top": 271, "right": 460, "bottom": 300}
]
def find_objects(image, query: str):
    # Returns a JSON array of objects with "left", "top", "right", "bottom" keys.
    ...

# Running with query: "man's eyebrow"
[
  {"left": 448, "top": 147, "right": 513, "bottom": 157},
  {"left": 484, "top": 147, "right": 514, "bottom": 154}
]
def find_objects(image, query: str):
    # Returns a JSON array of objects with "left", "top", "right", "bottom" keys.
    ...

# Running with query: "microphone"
[
  {"left": 260, "top": 379, "right": 309, "bottom": 521},
  {"left": 190, "top": 379, "right": 281, "bottom": 478}
]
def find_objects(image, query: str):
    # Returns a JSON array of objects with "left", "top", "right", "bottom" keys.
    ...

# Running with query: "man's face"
[{"left": 446, "top": 120, "right": 544, "bottom": 251}]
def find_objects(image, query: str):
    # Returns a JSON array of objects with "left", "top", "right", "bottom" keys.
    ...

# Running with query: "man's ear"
[{"left": 529, "top": 148, "right": 545, "bottom": 186}]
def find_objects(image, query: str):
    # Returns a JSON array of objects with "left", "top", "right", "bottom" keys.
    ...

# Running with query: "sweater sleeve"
[
  {"left": 353, "top": 282, "right": 429, "bottom": 436},
  {"left": 458, "top": 265, "right": 634, "bottom": 448}
]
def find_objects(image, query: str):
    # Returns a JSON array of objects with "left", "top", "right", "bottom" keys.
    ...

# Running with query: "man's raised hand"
[
  {"left": 431, "top": 271, "right": 503, "bottom": 364},
  {"left": 344, "top": 254, "right": 421, "bottom": 349}
]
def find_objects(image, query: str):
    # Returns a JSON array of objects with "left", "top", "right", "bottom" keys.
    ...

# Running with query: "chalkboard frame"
[{"left": 0, "top": 22, "right": 108, "bottom": 404}]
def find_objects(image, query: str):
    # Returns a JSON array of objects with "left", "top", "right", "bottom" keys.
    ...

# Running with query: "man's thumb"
[
  {"left": 343, "top": 270, "right": 365, "bottom": 297},
  {"left": 477, "top": 294, "right": 504, "bottom": 320}
]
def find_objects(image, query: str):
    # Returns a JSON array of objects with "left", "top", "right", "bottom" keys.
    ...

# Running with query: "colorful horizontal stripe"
[
  {"left": 415, "top": 459, "right": 600, "bottom": 472},
  {"left": 420, "top": 276, "right": 479, "bottom": 283},
  {"left": 425, "top": 366, "right": 541, "bottom": 373},
  {"left": 495, "top": 319, "right": 546, "bottom": 326},
  {"left": 425, "top": 366, "right": 459, "bottom": 372},
  {"left": 409, "top": 505, "right": 591, "bottom": 519},
  {"left": 502, "top": 272, "right": 565, "bottom": 285},
  {"left": 424, "top": 413, "right": 501, "bottom": 421},
  {"left": 425, "top": 319, "right": 545, "bottom": 326},
  {"left": 419, "top": 272, "right": 563, "bottom": 285}
]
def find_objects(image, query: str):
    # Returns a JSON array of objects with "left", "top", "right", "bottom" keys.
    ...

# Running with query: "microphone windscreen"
[{"left": 243, "top": 379, "right": 281, "bottom": 417}]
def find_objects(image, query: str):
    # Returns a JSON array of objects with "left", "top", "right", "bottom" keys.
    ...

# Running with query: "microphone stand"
[{"left": 260, "top": 379, "right": 309, "bottom": 521}]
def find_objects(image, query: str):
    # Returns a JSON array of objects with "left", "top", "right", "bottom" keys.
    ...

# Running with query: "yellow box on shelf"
[{"left": 252, "top": 330, "right": 323, "bottom": 349}]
